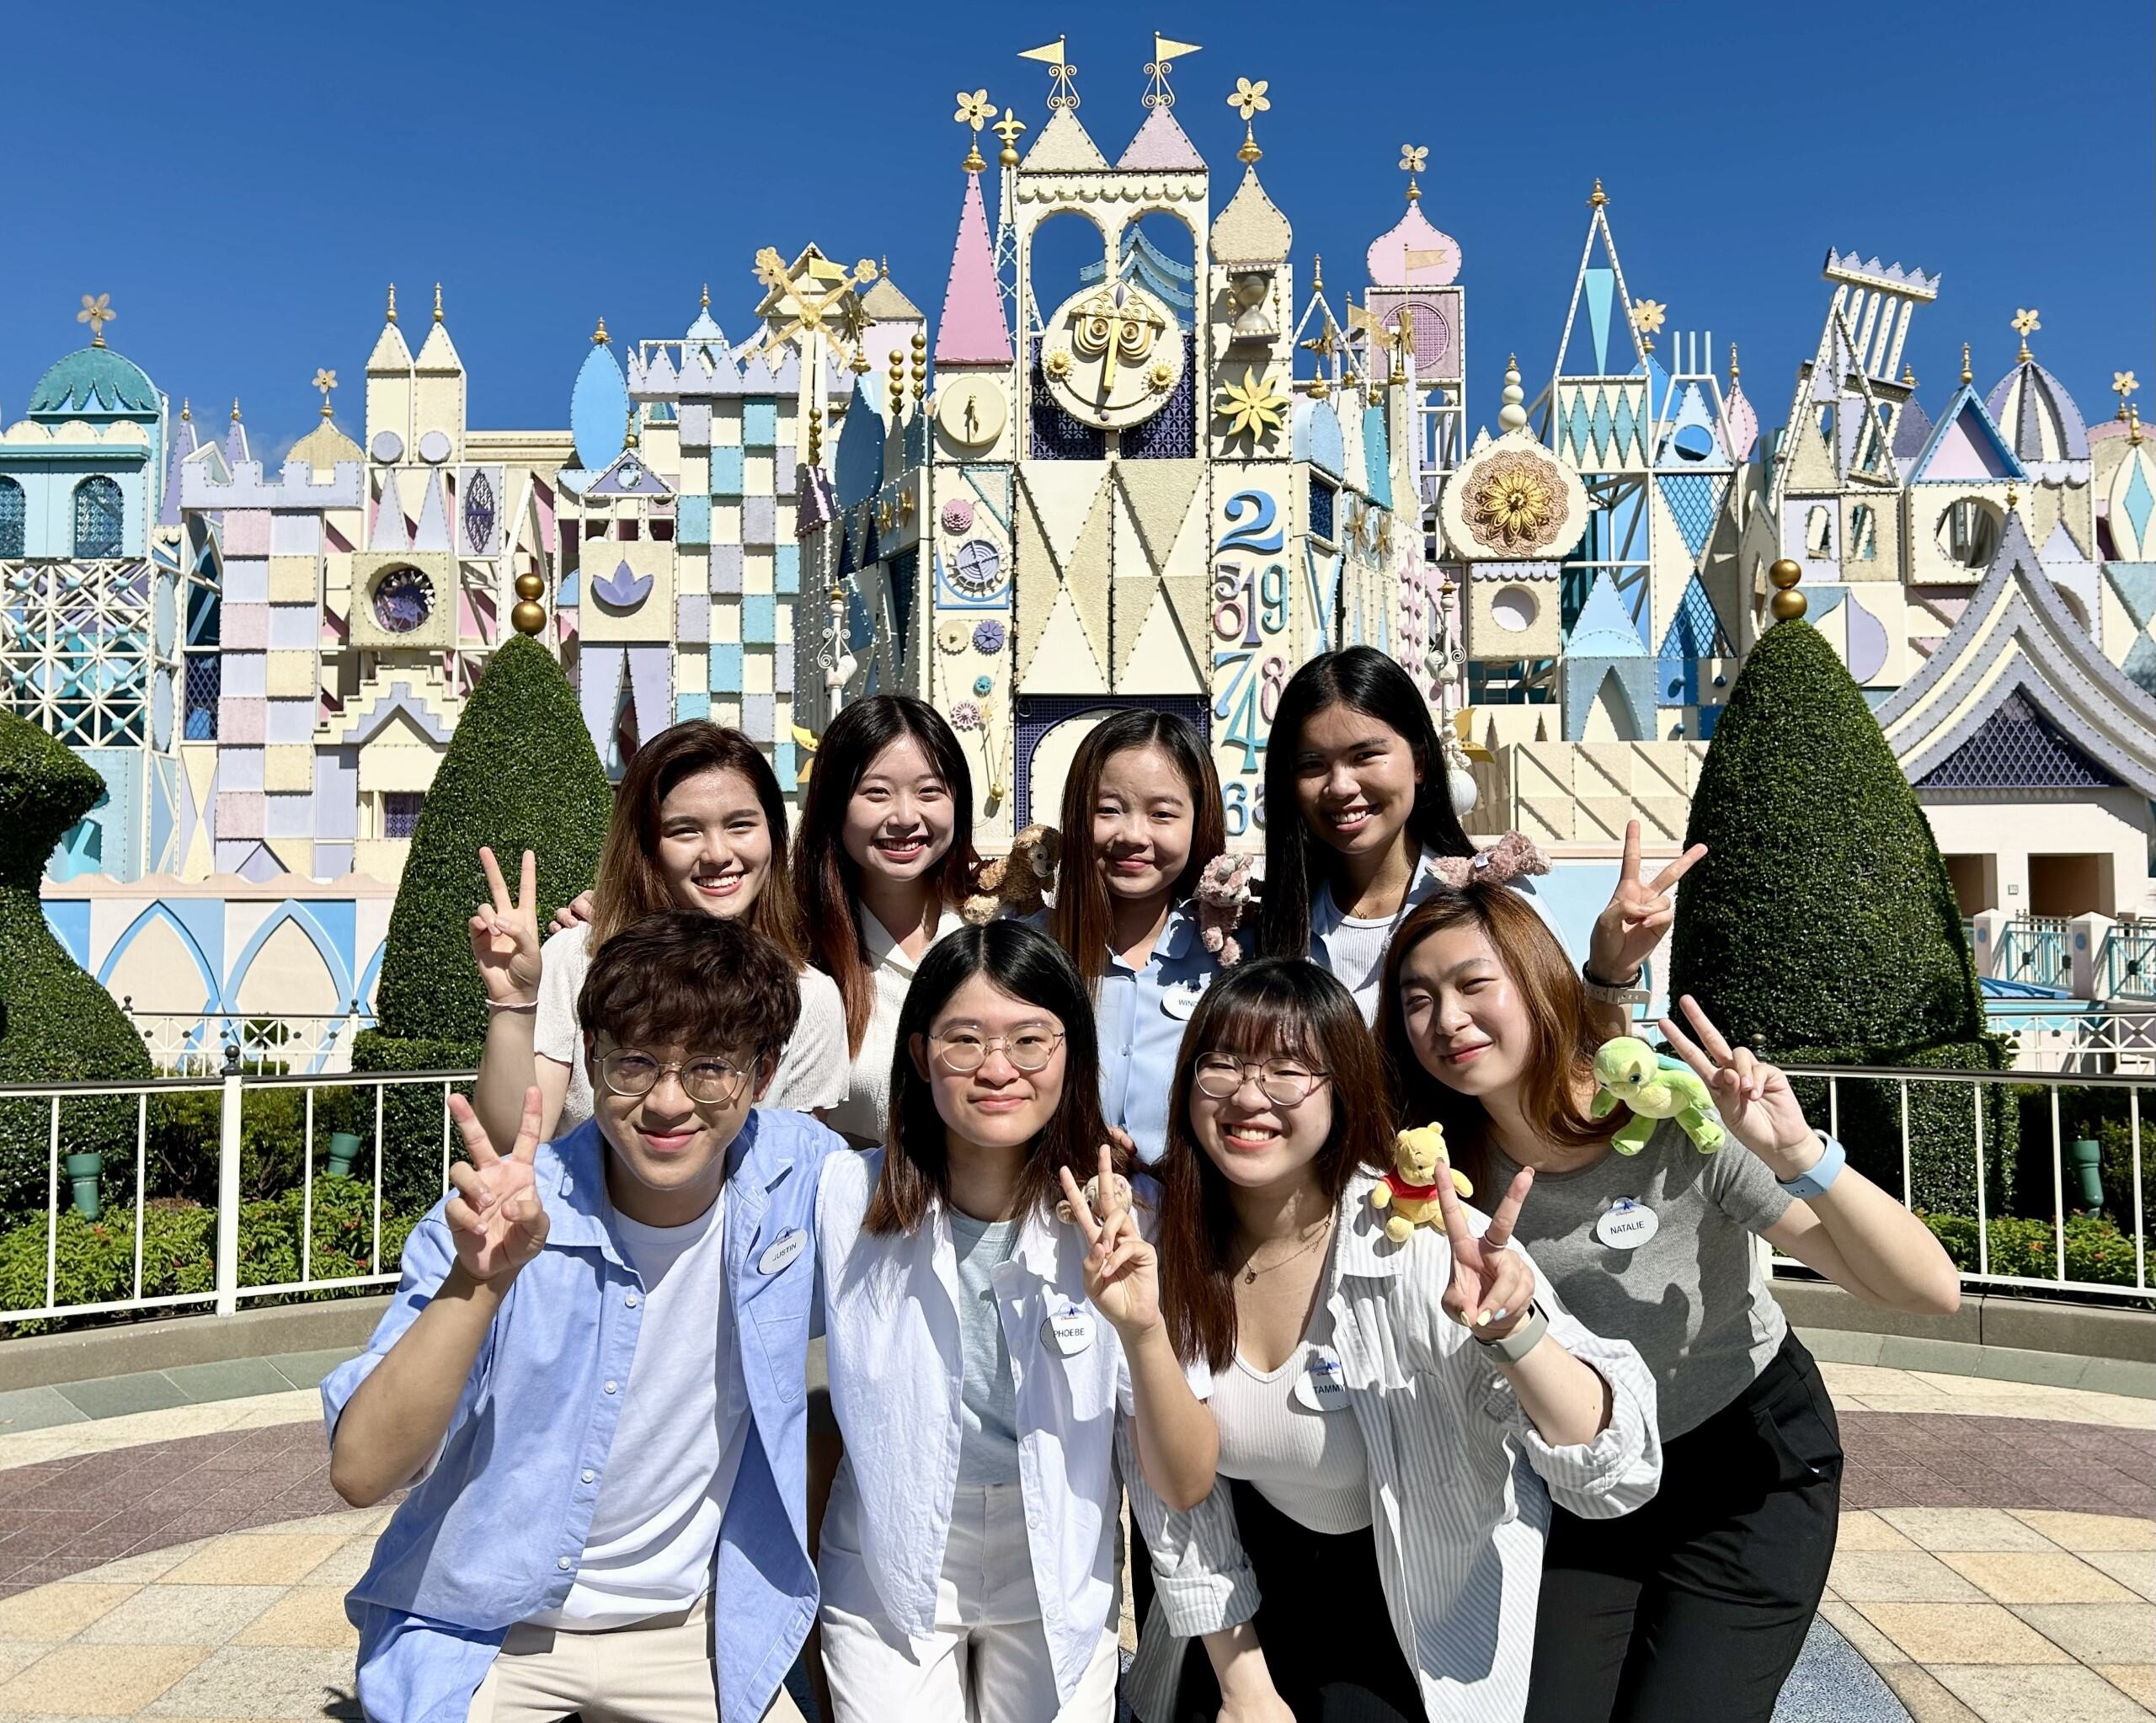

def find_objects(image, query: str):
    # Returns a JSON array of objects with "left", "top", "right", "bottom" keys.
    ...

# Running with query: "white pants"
[
  {"left": 463, "top": 1598, "right": 806, "bottom": 1723},
  {"left": 818, "top": 1476, "right": 1119, "bottom": 1723}
]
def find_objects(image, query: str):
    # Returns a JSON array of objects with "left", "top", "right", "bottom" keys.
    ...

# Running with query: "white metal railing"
[
  {"left": 1983, "top": 1003, "right": 2156, "bottom": 1074},
  {"left": 0, "top": 1067, "right": 472, "bottom": 1330},
  {"left": 1773, "top": 1061, "right": 2149, "bottom": 1301},
  {"left": 121, "top": 1005, "right": 375, "bottom": 1076}
]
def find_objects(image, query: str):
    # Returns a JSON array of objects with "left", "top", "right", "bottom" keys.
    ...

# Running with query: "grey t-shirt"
[
  {"left": 948, "top": 1211, "right": 1022, "bottom": 1486},
  {"left": 1491, "top": 1118, "right": 1795, "bottom": 1438}
]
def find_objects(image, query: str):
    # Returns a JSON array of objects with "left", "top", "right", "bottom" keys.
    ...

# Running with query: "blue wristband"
[{"left": 1777, "top": 1131, "right": 1846, "bottom": 1200}]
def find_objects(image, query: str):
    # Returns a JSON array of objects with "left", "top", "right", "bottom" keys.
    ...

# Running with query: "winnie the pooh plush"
[
  {"left": 1369, "top": 1123, "right": 1474, "bottom": 1243},
  {"left": 1591, "top": 1036, "right": 1725, "bottom": 1155},
  {"left": 963, "top": 824, "right": 1061, "bottom": 925}
]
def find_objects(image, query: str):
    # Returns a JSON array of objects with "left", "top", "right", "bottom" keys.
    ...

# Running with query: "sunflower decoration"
[{"left": 1214, "top": 366, "right": 1289, "bottom": 442}]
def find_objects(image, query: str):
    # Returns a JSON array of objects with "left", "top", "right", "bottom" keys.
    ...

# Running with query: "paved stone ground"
[{"left": 0, "top": 1361, "right": 2145, "bottom": 1720}]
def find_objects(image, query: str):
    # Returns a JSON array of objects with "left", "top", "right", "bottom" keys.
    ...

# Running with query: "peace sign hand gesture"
[
  {"left": 469, "top": 846, "right": 543, "bottom": 1007},
  {"left": 1059, "top": 1143, "right": 1161, "bottom": 1343},
  {"left": 444, "top": 1086, "right": 550, "bottom": 1286},
  {"left": 1588, "top": 820, "right": 1706, "bottom": 984},
  {"left": 1433, "top": 1154, "right": 1539, "bottom": 1342},
  {"left": 1657, "top": 996, "right": 1820, "bottom": 1182}
]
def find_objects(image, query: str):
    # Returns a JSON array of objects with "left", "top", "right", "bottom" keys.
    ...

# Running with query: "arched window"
[
  {"left": 73, "top": 476, "right": 125, "bottom": 557},
  {"left": 0, "top": 477, "right": 24, "bottom": 557}
]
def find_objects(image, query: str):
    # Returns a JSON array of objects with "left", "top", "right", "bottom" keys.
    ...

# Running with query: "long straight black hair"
[
  {"left": 1257, "top": 646, "right": 1472, "bottom": 963},
  {"left": 864, "top": 920, "right": 1116, "bottom": 1235}
]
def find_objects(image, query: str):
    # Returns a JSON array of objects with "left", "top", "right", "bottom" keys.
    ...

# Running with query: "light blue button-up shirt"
[
  {"left": 1085, "top": 899, "right": 1219, "bottom": 1166},
  {"left": 320, "top": 1108, "right": 840, "bottom": 1723}
]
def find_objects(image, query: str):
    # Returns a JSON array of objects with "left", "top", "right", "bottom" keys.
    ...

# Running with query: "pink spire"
[{"left": 934, "top": 170, "right": 1011, "bottom": 366}]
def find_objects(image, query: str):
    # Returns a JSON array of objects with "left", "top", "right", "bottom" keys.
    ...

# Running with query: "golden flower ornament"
[
  {"left": 1214, "top": 367, "right": 1289, "bottom": 440},
  {"left": 1630, "top": 299, "right": 1667, "bottom": 336},
  {"left": 1462, "top": 450, "right": 1570, "bottom": 554},
  {"left": 2113, "top": 371, "right": 2138, "bottom": 399},
  {"left": 77, "top": 293, "right": 115, "bottom": 343},
  {"left": 1398, "top": 145, "right": 1428, "bottom": 174},
  {"left": 1228, "top": 77, "right": 1271, "bottom": 120},
  {"left": 954, "top": 88, "right": 994, "bottom": 128}
]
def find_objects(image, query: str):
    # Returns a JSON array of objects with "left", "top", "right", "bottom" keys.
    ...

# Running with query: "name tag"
[
  {"left": 1594, "top": 1199, "right": 1658, "bottom": 1251},
  {"left": 1162, "top": 981, "right": 1203, "bottom": 1021},
  {"left": 1043, "top": 1304, "right": 1095, "bottom": 1356},
  {"left": 1294, "top": 1346, "right": 1351, "bottom": 1412},
  {"left": 758, "top": 1230, "right": 808, "bottom": 1275}
]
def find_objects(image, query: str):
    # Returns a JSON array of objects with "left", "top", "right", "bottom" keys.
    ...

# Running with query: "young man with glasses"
[{"left": 323, "top": 911, "right": 837, "bottom": 1723}]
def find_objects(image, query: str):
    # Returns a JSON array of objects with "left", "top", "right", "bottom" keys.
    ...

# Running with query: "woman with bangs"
[
  {"left": 1123, "top": 958, "right": 1662, "bottom": 1723},
  {"left": 1378, "top": 886, "right": 1959, "bottom": 1723},
  {"left": 467, "top": 721, "right": 847, "bottom": 1151},
  {"left": 1048, "top": 709, "right": 1227, "bottom": 1165},
  {"left": 792, "top": 694, "right": 983, "bottom": 1146},
  {"left": 814, "top": 920, "right": 1221, "bottom": 1723}
]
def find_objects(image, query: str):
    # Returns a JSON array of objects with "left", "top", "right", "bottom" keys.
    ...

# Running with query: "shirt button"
[
  {"left": 561, "top": 1176, "right": 573, "bottom": 1192},
  {"left": 558, "top": 1555, "right": 574, "bottom": 1571},
  {"left": 582, "top": 1469, "right": 596, "bottom": 1484},
  {"left": 603, "top": 1379, "right": 619, "bottom": 1395},
  {"left": 625, "top": 1293, "right": 640, "bottom": 1308}
]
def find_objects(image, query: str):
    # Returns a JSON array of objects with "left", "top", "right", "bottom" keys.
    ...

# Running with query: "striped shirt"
[{"left": 1122, "top": 1169, "right": 1663, "bottom": 1723}]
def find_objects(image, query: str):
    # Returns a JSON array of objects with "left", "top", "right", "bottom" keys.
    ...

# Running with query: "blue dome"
[{"left": 28, "top": 345, "right": 159, "bottom": 418}]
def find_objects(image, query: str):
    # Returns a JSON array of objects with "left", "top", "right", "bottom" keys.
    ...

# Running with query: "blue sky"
[{"left": 5, "top": 0, "right": 2148, "bottom": 461}]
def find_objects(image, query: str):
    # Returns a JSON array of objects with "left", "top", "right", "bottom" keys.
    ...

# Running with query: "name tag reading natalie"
[
  {"left": 758, "top": 1230, "right": 808, "bottom": 1275},
  {"left": 1294, "top": 1347, "right": 1351, "bottom": 1412},
  {"left": 1594, "top": 1198, "right": 1658, "bottom": 1251}
]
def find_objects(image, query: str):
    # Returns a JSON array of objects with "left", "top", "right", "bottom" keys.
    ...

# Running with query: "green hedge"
[
  {"left": 0, "top": 1177, "right": 424, "bottom": 1336},
  {"left": 1921, "top": 1210, "right": 2149, "bottom": 1289},
  {"left": 0, "top": 714, "right": 155, "bottom": 1209},
  {"left": 1668, "top": 619, "right": 2009, "bottom": 1214},
  {"left": 346, "top": 1036, "right": 476, "bottom": 1217}
]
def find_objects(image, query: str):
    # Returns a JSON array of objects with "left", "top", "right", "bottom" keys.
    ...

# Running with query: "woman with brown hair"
[
  {"left": 467, "top": 720, "right": 846, "bottom": 1150},
  {"left": 813, "top": 920, "right": 1219, "bottom": 1722},
  {"left": 1048, "top": 709, "right": 1227, "bottom": 1165},
  {"left": 1126, "top": 958, "right": 1660, "bottom": 1723},
  {"left": 792, "top": 695, "right": 980, "bottom": 1146},
  {"left": 1379, "top": 885, "right": 1960, "bottom": 1723}
]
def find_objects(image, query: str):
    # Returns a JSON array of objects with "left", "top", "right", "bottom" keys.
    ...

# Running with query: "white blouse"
[{"left": 823, "top": 904, "right": 970, "bottom": 1146}]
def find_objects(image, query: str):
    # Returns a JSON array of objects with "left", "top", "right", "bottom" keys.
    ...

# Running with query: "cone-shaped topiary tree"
[
  {"left": 0, "top": 715, "right": 154, "bottom": 1210},
  {"left": 352, "top": 636, "right": 613, "bottom": 1210},
  {"left": 1668, "top": 614, "right": 2010, "bottom": 1213}
]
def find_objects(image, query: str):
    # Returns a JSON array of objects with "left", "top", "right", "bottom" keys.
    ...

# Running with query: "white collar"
[{"left": 860, "top": 900, "right": 968, "bottom": 975}]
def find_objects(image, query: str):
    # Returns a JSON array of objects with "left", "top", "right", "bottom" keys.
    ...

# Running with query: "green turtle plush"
[{"left": 1592, "top": 1036, "right": 1725, "bottom": 1155}]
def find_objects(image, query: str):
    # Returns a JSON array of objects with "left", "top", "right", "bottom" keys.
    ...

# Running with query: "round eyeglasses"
[
  {"left": 597, "top": 1049, "right": 750, "bottom": 1106},
  {"left": 1192, "top": 1055, "right": 1330, "bottom": 1107},
  {"left": 931, "top": 1027, "right": 1065, "bottom": 1074}
]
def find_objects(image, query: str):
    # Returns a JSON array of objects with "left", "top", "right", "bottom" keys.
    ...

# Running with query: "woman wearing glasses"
[
  {"left": 813, "top": 920, "right": 1223, "bottom": 1722},
  {"left": 1125, "top": 959, "right": 1661, "bottom": 1723}
]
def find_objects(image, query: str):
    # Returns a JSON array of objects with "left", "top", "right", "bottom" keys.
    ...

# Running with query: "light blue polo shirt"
[{"left": 1089, "top": 899, "right": 1219, "bottom": 1165}]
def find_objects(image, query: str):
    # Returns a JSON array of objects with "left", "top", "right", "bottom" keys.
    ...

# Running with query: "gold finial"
[
  {"left": 910, "top": 328, "right": 927, "bottom": 402},
  {"left": 993, "top": 107, "right": 1026, "bottom": 166},
  {"left": 77, "top": 293, "right": 115, "bottom": 347},
  {"left": 851, "top": 338, "right": 873, "bottom": 376},
  {"left": 1588, "top": 177, "right": 1608, "bottom": 207},
  {"left": 1311, "top": 253, "right": 1323, "bottom": 291},
  {"left": 1769, "top": 557, "right": 1806, "bottom": 622},
  {"left": 1398, "top": 144, "right": 1428, "bottom": 201},
  {"left": 954, "top": 88, "right": 993, "bottom": 171},
  {"left": 432, "top": 282, "right": 444, "bottom": 323},
  {"left": 1230, "top": 77, "right": 1270, "bottom": 163},
  {"left": 2111, "top": 370, "right": 2138, "bottom": 420},
  {"left": 2006, "top": 483, "right": 2018, "bottom": 509},
  {"left": 386, "top": 283, "right": 398, "bottom": 324},
  {"left": 889, "top": 342, "right": 906, "bottom": 418},
  {"left": 1146, "top": 34, "right": 1201, "bottom": 109},
  {"left": 623, "top": 403, "right": 638, "bottom": 450},
  {"left": 2011, "top": 307, "right": 2040, "bottom": 362},
  {"left": 510, "top": 568, "right": 547, "bottom": 637},
  {"left": 1961, "top": 342, "right": 1972, "bottom": 384},
  {"left": 230, "top": 397, "right": 242, "bottom": 423},
  {"left": 593, "top": 315, "right": 611, "bottom": 346},
  {"left": 701, "top": 282, "right": 710, "bottom": 309},
  {"left": 1389, "top": 321, "right": 1408, "bottom": 385},
  {"left": 1730, "top": 340, "right": 1741, "bottom": 381},
  {"left": 1903, "top": 360, "right": 1917, "bottom": 388},
  {"left": 882, "top": 255, "right": 889, "bottom": 280},
  {"left": 2132, "top": 404, "right": 2144, "bottom": 445},
  {"left": 808, "top": 407, "right": 824, "bottom": 466},
  {"left": 1368, "top": 380, "right": 1384, "bottom": 408},
  {"left": 179, "top": 397, "right": 191, "bottom": 422},
  {"left": 312, "top": 368, "right": 338, "bottom": 419}
]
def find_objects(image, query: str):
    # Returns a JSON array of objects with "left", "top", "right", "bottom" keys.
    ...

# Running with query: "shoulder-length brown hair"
[
  {"left": 1051, "top": 709, "right": 1225, "bottom": 994},
  {"left": 792, "top": 695, "right": 979, "bottom": 1054},
  {"left": 1377, "top": 887, "right": 1622, "bottom": 1196},
  {"left": 864, "top": 920, "right": 1116, "bottom": 1235},
  {"left": 590, "top": 722, "right": 806, "bottom": 968},
  {"left": 1156, "top": 958, "right": 1396, "bottom": 1372}
]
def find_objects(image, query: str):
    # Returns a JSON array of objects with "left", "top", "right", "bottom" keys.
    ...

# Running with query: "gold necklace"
[{"left": 1237, "top": 1214, "right": 1334, "bottom": 1284}]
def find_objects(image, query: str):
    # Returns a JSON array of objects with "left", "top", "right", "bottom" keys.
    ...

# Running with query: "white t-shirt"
[
  {"left": 535, "top": 920, "right": 848, "bottom": 1128},
  {"left": 824, "top": 904, "right": 970, "bottom": 1147},
  {"left": 1211, "top": 1270, "right": 1372, "bottom": 1535},
  {"left": 531, "top": 1187, "right": 744, "bottom": 1627}
]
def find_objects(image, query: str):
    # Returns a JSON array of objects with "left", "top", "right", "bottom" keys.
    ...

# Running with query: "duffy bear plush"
[{"left": 962, "top": 824, "right": 1062, "bottom": 925}]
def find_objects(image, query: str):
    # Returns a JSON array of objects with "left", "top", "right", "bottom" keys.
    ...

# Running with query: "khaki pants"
[{"left": 464, "top": 1598, "right": 808, "bottom": 1723}]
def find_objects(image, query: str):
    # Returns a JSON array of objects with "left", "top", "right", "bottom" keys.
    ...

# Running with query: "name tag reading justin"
[
  {"left": 1594, "top": 1198, "right": 1658, "bottom": 1251},
  {"left": 758, "top": 1230, "right": 808, "bottom": 1275},
  {"left": 1043, "top": 1304, "right": 1095, "bottom": 1357},
  {"left": 1294, "top": 1347, "right": 1351, "bottom": 1412}
]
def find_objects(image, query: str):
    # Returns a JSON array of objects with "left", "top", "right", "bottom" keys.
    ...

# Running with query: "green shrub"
[
  {"left": 1921, "top": 1209, "right": 2149, "bottom": 1288},
  {"left": 0, "top": 714, "right": 155, "bottom": 1208},
  {"left": 2004, "top": 1087, "right": 2153, "bottom": 1228},
  {"left": 1668, "top": 619, "right": 2011, "bottom": 1212},
  {"left": 346, "top": 1036, "right": 475, "bottom": 1216}
]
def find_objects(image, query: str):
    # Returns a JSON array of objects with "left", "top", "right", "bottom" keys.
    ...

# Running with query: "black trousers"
[
  {"left": 1524, "top": 1334, "right": 1842, "bottom": 1723},
  {"left": 1167, "top": 1478, "right": 1422, "bottom": 1723}
]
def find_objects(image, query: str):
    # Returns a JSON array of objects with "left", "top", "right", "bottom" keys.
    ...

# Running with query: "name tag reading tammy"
[{"left": 1294, "top": 1346, "right": 1351, "bottom": 1412}]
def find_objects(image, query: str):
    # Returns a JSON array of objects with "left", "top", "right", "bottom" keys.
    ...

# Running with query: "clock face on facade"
[
  {"left": 936, "top": 378, "right": 1007, "bottom": 448},
  {"left": 372, "top": 567, "right": 434, "bottom": 634},
  {"left": 1038, "top": 279, "right": 1185, "bottom": 431}
]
